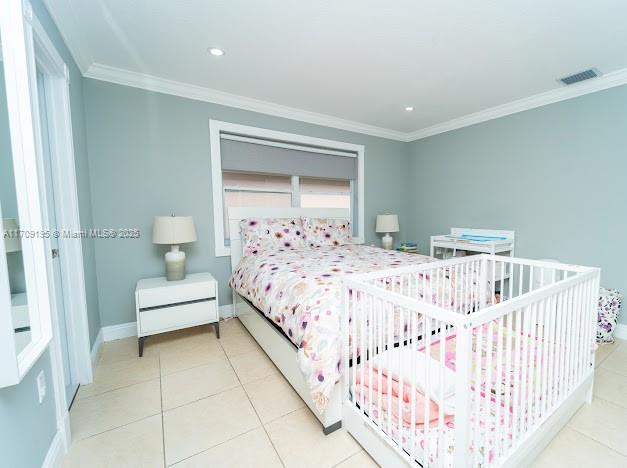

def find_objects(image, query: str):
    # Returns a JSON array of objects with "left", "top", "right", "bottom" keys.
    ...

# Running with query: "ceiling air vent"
[{"left": 558, "top": 68, "right": 601, "bottom": 86}]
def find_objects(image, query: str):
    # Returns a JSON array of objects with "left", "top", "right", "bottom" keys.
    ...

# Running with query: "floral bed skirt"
[{"left": 597, "top": 287, "right": 622, "bottom": 343}]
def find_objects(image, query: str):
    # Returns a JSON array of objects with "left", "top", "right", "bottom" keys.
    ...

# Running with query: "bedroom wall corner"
[{"left": 406, "top": 83, "right": 627, "bottom": 324}]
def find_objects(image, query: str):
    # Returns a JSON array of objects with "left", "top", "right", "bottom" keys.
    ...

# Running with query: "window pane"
[
  {"left": 223, "top": 190, "right": 292, "bottom": 238},
  {"left": 300, "top": 194, "right": 351, "bottom": 209},
  {"left": 300, "top": 177, "right": 351, "bottom": 209},
  {"left": 300, "top": 177, "right": 350, "bottom": 195},
  {"left": 223, "top": 171, "right": 292, "bottom": 192}
]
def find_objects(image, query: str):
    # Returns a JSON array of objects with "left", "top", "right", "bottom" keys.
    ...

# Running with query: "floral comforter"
[{"left": 229, "top": 244, "right": 442, "bottom": 409}]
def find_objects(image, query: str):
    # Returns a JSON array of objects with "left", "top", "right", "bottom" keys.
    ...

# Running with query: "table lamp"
[
  {"left": 3, "top": 218, "right": 21, "bottom": 253},
  {"left": 376, "top": 214, "right": 399, "bottom": 250},
  {"left": 153, "top": 215, "right": 197, "bottom": 281}
]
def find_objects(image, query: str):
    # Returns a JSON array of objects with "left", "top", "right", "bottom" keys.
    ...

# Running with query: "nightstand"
[{"left": 135, "top": 272, "right": 219, "bottom": 357}]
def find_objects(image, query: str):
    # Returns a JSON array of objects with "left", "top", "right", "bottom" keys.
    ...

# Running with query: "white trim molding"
[
  {"left": 42, "top": 430, "right": 64, "bottom": 468},
  {"left": 101, "top": 322, "right": 137, "bottom": 341},
  {"left": 210, "top": 119, "right": 365, "bottom": 257},
  {"left": 84, "top": 63, "right": 407, "bottom": 141},
  {"left": 614, "top": 323, "right": 627, "bottom": 341},
  {"left": 83, "top": 63, "right": 627, "bottom": 143},
  {"left": 406, "top": 68, "right": 627, "bottom": 141}
]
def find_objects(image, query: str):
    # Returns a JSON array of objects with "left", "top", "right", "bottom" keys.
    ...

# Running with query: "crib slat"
[
  {"left": 526, "top": 302, "right": 537, "bottom": 432},
  {"left": 494, "top": 315, "right": 504, "bottom": 459},
  {"left": 472, "top": 324, "right": 483, "bottom": 467},
  {"left": 512, "top": 307, "right": 523, "bottom": 444},
  {"left": 352, "top": 290, "right": 358, "bottom": 410},
  {"left": 409, "top": 303, "right": 417, "bottom": 463},
  {"left": 504, "top": 311, "right": 514, "bottom": 453},
  {"left": 437, "top": 319, "right": 445, "bottom": 467},
  {"left": 483, "top": 320, "right": 495, "bottom": 466},
  {"left": 423, "top": 311, "right": 431, "bottom": 467},
  {"left": 387, "top": 298, "right": 393, "bottom": 437}
]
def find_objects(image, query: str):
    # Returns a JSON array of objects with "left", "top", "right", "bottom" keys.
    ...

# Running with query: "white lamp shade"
[
  {"left": 3, "top": 218, "right": 21, "bottom": 253},
  {"left": 376, "top": 214, "right": 399, "bottom": 233},
  {"left": 153, "top": 216, "right": 197, "bottom": 245}
]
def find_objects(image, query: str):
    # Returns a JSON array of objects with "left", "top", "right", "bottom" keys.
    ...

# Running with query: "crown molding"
[
  {"left": 42, "top": 0, "right": 93, "bottom": 74},
  {"left": 84, "top": 62, "right": 627, "bottom": 144},
  {"left": 406, "top": 67, "right": 627, "bottom": 141},
  {"left": 83, "top": 63, "right": 409, "bottom": 142}
]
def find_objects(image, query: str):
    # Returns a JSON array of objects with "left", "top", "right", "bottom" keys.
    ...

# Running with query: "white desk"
[
  {"left": 431, "top": 228, "right": 515, "bottom": 283},
  {"left": 431, "top": 228, "right": 515, "bottom": 257}
]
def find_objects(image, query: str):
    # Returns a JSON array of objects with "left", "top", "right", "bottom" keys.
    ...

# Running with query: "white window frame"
[{"left": 210, "top": 120, "right": 365, "bottom": 257}]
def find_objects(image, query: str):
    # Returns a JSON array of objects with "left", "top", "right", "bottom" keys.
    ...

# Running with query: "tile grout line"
[
  {"left": 159, "top": 350, "right": 167, "bottom": 468},
  {"left": 75, "top": 373, "right": 161, "bottom": 402},
  {"left": 166, "top": 426, "right": 261, "bottom": 467},
  {"left": 220, "top": 329, "right": 287, "bottom": 468},
  {"left": 331, "top": 450, "right": 366, "bottom": 467},
  {"left": 567, "top": 425, "right": 627, "bottom": 458},
  {"left": 162, "top": 382, "right": 242, "bottom": 413},
  {"left": 71, "top": 410, "right": 162, "bottom": 443}
]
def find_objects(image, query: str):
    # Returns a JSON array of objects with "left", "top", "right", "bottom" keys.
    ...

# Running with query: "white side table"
[{"left": 135, "top": 272, "right": 219, "bottom": 356}]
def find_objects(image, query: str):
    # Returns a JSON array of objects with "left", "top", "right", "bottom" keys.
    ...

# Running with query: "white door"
[{"left": 37, "top": 70, "right": 79, "bottom": 407}]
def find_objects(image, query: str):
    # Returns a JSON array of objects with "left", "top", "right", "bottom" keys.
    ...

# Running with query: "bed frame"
[{"left": 228, "top": 207, "right": 350, "bottom": 434}]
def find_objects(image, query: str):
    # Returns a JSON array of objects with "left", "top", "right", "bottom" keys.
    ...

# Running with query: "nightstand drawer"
[
  {"left": 138, "top": 280, "right": 216, "bottom": 309},
  {"left": 140, "top": 299, "right": 217, "bottom": 335}
]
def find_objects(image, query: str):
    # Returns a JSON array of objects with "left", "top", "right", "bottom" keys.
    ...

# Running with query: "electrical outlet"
[{"left": 36, "top": 370, "right": 46, "bottom": 403}]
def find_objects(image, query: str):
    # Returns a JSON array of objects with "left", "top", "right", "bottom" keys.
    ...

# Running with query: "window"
[
  {"left": 222, "top": 172, "right": 292, "bottom": 238},
  {"left": 222, "top": 173, "right": 353, "bottom": 240},
  {"left": 210, "top": 120, "right": 364, "bottom": 256},
  {"left": 300, "top": 177, "right": 351, "bottom": 209}
]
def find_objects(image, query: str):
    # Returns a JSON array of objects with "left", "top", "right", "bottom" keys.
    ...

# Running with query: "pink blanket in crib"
[{"left": 354, "top": 365, "right": 454, "bottom": 429}]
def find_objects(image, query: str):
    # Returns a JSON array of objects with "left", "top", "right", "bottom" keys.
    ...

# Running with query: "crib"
[{"left": 341, "top": 255, "right": 600, "bottom": 468}]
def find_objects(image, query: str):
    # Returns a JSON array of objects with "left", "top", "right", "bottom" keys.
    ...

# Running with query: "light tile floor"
[{"left": 63, "top": 320, "right": 627, "bottom": 467}]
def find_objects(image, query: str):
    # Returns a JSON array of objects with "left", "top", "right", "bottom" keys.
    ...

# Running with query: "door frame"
[{"left": 25, "top": 2, "right": 93, "bottom": 448}]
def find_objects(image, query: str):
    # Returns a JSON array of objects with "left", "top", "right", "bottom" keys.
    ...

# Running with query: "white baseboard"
[
  {"left": 219, "top": 303, "right": 234, "bottom": 319},
  {"left": 90, "top": 328, "right": 103, "bottom": 368},
  {"left": 42, "top": 430, "right": 64, "bottom": 468},
  {"left": 615, "top": 323, "right": 627, "bottom": 341},
  {"left": 99, "top": 304, "right": 235, "bottom": 342},
  {"left": 101, "top": 321, "right": 137, "bottom": 341}
]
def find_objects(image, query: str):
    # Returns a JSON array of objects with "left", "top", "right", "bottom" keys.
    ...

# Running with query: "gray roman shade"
[{"left": 220, "top": 135, "right": 357, "bottom": 180}]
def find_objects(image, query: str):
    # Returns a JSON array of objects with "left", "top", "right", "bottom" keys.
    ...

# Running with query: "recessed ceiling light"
[
  {"left": 405, "top": 106, "right": 414, "bottom": 112},
  {"left": 208, "top": 48, "right": 224, "bottom": 56}
]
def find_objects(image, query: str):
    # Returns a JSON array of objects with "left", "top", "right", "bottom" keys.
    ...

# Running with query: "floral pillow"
[
  {"left": 300, "top": 217, "right": 353, "bottom": 247},
  {"left": 239, "top": 218, "right": 305, "bottom": 256}
]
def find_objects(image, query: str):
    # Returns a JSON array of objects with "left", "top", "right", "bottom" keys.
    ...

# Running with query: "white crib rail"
[{"left": 342, "top": 255, "right": 599, "bottom": 468}]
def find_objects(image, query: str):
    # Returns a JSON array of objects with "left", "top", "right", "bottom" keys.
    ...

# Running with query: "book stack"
[{"left": 398, "top": 242, "right": 417, "bottom": 254}]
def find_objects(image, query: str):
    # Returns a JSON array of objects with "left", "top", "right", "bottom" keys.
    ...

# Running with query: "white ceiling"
[{"left": 46, "top": 0, "right": 627, "bottom": 139}]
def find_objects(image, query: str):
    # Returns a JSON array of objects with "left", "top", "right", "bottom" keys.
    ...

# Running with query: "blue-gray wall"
[
  {"left": 0, "top": 2, "right": 102, "bottom": 467},
  {"left": 0, "top": 350, "right": 58, "bottom": 468},
  {"left": 82, "top": 78, "right": 411, "bottom": 327},
  {"left": 407, "top": 84, "right": 627, "bottom": 324}
]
